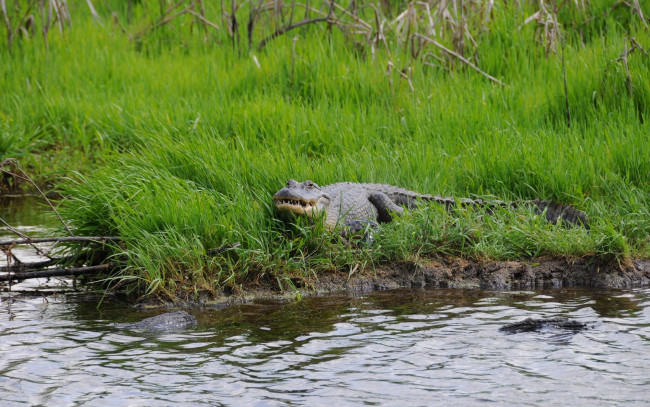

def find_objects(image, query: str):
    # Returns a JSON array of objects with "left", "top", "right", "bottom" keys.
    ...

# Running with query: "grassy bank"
[{"left": 1, "top": 1, "right": 648, "bottom": 299}]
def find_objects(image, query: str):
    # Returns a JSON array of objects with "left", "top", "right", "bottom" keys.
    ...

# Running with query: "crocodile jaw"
[{"left": 273, "top": 196, "right": 328, "bottom": 218}]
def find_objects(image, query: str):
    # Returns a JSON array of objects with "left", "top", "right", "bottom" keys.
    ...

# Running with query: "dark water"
[
  {"left": 1, "top": 288, "right": 649, "bottom": 406},
  {"left": 2, "top": 201, "right": 650, "bottom": 406},
  {"left": 0, "top": 197, "right": 67, "bottom": 291}
]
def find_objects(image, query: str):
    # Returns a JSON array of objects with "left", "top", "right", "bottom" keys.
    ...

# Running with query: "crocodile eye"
[{"left": 305, "top": 180, "right": 317, "bottom": 189}]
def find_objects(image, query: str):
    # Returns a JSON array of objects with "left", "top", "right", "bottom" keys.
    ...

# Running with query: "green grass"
[{"left": 1, "top": 1, "right": 648, "bottom": 298}]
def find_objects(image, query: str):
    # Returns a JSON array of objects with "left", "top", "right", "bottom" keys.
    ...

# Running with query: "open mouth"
[
  {"left": 274, "top": 198, "right": 313, "bottom": 208},
  {"left": 274, "top": 197, "right": 320, "bottom": 217}
]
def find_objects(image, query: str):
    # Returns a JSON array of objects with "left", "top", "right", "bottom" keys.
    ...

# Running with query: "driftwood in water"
[
  {"left": 0, "top": 236, "right": 120, "bottom": 246},
  {"left": 0, "top": 262, "right": 119, "bottom": 282},
  {"left": 0, "top": 253, "right": 90, "bottom": 273}
]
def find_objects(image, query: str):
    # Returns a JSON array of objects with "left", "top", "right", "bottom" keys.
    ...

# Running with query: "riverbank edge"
[{"left": 136, "top": 256, "right": 650, "bottom": 310}]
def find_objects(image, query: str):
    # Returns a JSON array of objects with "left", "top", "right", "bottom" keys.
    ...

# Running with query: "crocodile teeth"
[{"left": 276, "top": 198, "right": 309, "bottom": 207}]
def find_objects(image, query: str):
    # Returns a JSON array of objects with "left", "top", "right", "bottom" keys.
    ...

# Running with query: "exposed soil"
[{"left": 140, "top": 256, "right": 650, "bottom": 309}]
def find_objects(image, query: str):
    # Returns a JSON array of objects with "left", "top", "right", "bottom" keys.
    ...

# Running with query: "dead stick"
[
  {"left": 1, "top": 216, "right": 49, "bottom": 256},
  {"left": 0, "top": 236, "right": 120, "bottom": 246},
  {"left": 0, "top": 0, "right": 13, "bottom": 51},
  {"left": 0, "top": 263, "right": 119, "bottom": 282},
  {"left": 187, "top": 10, "right": 219, "bottom": 31},
  {"left": 0, "top": 216, "right": 29, "bottom": 240},
  {"left": 414, "top": 33, "right": 506, "bottom": 86},
  {"left": 0, "top": 253, "right": 90, "bottom": 272},
  {"left": 85, "top": 0, "right": 102, "bottom": 25},
  {"left": 258, "top": 16, "right": 330, "bottom": 50},
  {"left": 560, "top": 32, "right": 571, "bottom": 126},
  {"left": 631, "top": 0, "right": 648, "bottom": 29}
]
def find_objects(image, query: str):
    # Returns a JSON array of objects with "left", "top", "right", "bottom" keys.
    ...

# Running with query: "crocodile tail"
[
  {"left": 529, "top": 199, "right": 589, "bottom": 229},
  {"left": 423, "top": 195, "right": 589, "bottom": 229}
]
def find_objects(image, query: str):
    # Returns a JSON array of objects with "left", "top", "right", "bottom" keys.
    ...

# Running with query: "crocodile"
[
  {"left": 273, "top": 179, "right": 588, "bottom": 234},
  {"left": 116, "top": 311, "right": 197, "bottom": 331},
  {"left": 499, "top": 317, "right": 588, "bottom": 333}
]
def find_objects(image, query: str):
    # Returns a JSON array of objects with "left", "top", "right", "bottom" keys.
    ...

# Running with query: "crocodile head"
[{"left": 273, "top": 179, "right": 329, "bottom": 218}]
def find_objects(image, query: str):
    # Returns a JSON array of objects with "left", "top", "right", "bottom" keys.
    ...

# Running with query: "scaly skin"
[
  {"left": 273, "top": 179, "right": 589, "bottom": 232},
  {"left": 117, "top": 311, "right": 197, "bottom": 331},
  {"left": 499, "top": 317, "right": 588, "bottom": 333}
]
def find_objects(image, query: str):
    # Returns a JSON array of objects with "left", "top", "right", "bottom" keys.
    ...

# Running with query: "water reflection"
[
  {"left": 2, "top": 199, "right": 650, "bottom": 406},
  {"left": 1, "top": 197, "right": 69, "bottom": 292},
  {"left": 1, "top": 287, "right": 649, "bottom": 406}
]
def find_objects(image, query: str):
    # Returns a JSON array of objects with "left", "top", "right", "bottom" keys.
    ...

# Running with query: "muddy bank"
[
  {"left": 311, "top": 257, "right": 650, "bottom": 294},
  {"left": 142, "top": 257, "right": 650, "bottom": 309}
]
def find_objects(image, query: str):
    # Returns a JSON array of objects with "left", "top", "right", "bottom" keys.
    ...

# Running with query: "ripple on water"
[{"left": 0, "top": 288, "right": 649, "bottom": 406}]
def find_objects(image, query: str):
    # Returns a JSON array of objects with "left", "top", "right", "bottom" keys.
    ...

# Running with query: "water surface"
[
  {"left": 1, "top": 288, "right": 649, "bottom": 406},
  {"left": 1, "top": 200, "right": 649, "bottom": 406}
]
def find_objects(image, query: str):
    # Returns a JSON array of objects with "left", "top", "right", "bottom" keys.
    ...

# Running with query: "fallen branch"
[
  {"left": 414, "top": 33, "right": 506, "bottom": 86},
  {"left": 0, "top": 262, "right": 119, "bottom": 282},
  {"left": 0, "top": 236, "right": 120, "bottom": 247},
  {"left": 0, "top": 253, "right": 90, "bottom": 273}
]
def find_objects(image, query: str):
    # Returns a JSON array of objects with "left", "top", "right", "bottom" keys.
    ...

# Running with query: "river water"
[{"left": 1, "top": 200, "right": 649, "bottom": 406}]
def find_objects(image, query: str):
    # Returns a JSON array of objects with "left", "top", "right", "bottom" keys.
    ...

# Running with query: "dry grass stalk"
[
  {"left": 188, "top": 9, "right": 220, "bottom": 32},
  {"left": 631, "top": 0, "right": 648, "bottom": 29},
  {"left": 616, "top": 36, "right": 649, "bottom": 96},
  {"left": 0, "top": 0, "right": 13, "bottom": 50},
  {"left": 415, "top": 32, "right": 505, "bottom": 86},
  {"left": 85, "top": 0, "right": 102, "bottom": 25},
  {"left": 522, "top": 0, "right": 563, "bottom": 54}
]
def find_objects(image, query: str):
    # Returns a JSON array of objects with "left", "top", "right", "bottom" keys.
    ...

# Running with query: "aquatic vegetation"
[{"left": 0, "top": 1, "right": 648, "bottom": 297}]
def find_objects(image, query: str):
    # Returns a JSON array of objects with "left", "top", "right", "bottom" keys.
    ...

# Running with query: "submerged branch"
[
  {"left": 0, "top": 253, "right": 90, "bottom": 273},
  {"left": 0, "top": 262, "right": 119, "bottom": 282},
  {"left": 0, "top": 236, "right": 121, "bottom": 247}
]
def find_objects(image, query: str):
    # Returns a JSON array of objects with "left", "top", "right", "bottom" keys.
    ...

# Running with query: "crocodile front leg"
[{"left": 368, "top": 192, "right": 405, "bottom": 223}]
